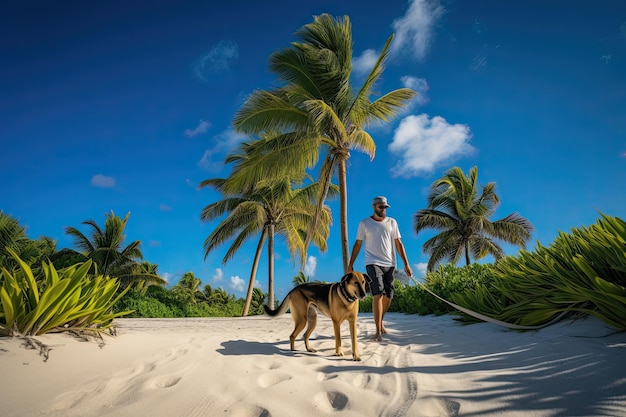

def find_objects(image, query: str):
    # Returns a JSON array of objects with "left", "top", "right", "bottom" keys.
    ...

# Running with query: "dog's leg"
[
  {"left": 303, "top": 306, "right": 318, "bottom": 352},
  {"left": 332, "top": 320, "right": 344, "bottom": 357},
  {"left": 290, "top": 314, "right": 307, "bottom": 351},
  {"left": 349, "top": 317, "right": 361, "bottom": 361}
]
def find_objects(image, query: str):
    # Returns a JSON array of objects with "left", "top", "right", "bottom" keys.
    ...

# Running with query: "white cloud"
[
  {"left": 401, "top": 75, "right": 429, "bottom": 106},
  {"left": 193, "top": 40, "right": 239, "bottom": 81},
  {"left": 91, "top": 174, "right": 115, "bottom": 188},
  {"left": 414, "top": 262, "right": 428, "bottom": 278},
  {"left": 160, "top": 204, "right": 172, "bottom": 212},
  {"left": 390, "top": 0, "right": 445, "bottom": 61},
  {"left": 229, "top": 275, "right": 246, "bottom": 293},
  {"left": 185, "top": 120, "right": 210, "bottom": 137},
  {"left": 212, "top": 268, "right": 224, "bottom": 283},
  {"left": 198, "top": 128, "right": 247, "bottom": 172},
  {"left": 352, "top": 48, "right": 379, "bottom": 76},
  {"left": 162, "top": 272, "right": 174, "bottom": 284},
  {"left": 388, "top": 113, "right": 474, "bottom": 177},
  {"left": 304, "top": 256, "right": 317, "bottom": 278}
]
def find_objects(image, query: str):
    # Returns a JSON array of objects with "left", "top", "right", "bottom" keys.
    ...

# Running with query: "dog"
[{"left": 264, "top": 271, "right": 369, "bottom": 361}]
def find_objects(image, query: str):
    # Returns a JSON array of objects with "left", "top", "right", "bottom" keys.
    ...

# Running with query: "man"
[{"left": 346, "top": 196, "right": 412, "bottom": 341}]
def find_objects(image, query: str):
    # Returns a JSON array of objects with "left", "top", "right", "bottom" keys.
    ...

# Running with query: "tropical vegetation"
[
  {"left": 199, "top": 174, "right": 335, "bottom": 315},
  {"left": 369, "top": 213, "right": 626, "bottom": 331},
  {"left": 64, "top": 211, "right": 167, "bottom": 288},
  {"left": 0, "top": 210, "right": 56, "bottom": 274},
  {"left": 451, "top": 213, "right": 626, "bottom": 330},
  {"left": 414, "top": 166, "right": 535, "bottom": 271},
  {"left": 0, "top": 248, "right": 131, "bottom": 337}
]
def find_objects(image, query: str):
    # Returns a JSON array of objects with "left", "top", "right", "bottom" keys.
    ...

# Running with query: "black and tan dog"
[{"left": 264, "top": 271, "right": 369, "bottom": 361}]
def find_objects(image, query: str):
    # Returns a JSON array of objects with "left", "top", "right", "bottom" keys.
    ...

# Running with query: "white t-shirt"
[{"left": 355, "top": 216, "right": 401, "bottom": 267}]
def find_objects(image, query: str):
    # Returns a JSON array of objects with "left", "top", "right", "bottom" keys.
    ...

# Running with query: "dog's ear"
[
  {"left": 363, "top": 274, "right": 372, "bottom": 293},
  {"left": 340, "top": 272, "right": 352, "bottom": 285}
]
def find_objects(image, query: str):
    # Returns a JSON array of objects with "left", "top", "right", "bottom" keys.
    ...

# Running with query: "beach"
[{"left": 1, "top": 312, "right": 625, "bottom": 417}]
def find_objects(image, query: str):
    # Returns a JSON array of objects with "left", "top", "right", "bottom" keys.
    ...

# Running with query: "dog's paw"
[{"left": 353, "top": 356, "right": 362, "bottom": 361}]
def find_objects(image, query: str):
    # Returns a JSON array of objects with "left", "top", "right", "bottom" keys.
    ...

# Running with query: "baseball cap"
[{"left": 372, "top": 196, "right": 390, "bottom": 208}]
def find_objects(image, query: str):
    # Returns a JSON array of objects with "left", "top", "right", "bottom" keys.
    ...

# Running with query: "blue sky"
[{"left": 2, "top": 0, "right": 625, "bottom": 300}]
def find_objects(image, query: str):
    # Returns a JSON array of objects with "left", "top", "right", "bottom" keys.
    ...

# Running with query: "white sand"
[{"left": 1, "top": 312, "right": 625, "bottom": 417}]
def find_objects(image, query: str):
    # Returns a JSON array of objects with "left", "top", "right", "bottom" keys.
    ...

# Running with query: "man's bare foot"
[
  {"left": 373, "top": 334, "right": 382, "bottom": 342},
  {"left": 381, "top": 326, "right": 387, "bottom": 334}
]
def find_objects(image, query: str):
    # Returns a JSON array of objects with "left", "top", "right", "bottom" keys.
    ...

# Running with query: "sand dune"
[{"left": 1, "top": 313, "right": 625, "bottom": 416}]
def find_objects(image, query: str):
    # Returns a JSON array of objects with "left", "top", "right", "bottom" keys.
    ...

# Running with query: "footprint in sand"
[
  {"left": 148, "top": 374, "right": 182, "bottom": 389},
  {"left": 313, "top": 390, "right": 348, "bottom": 412},
  {"left": 225, "top": 403, "right": 271, "bottom": 417},
  {"left": 316, "top": 371, "right": 338, "bottom": 382},
  {"left": 351, "top": 373, "right": 372, "bottom": 388},
  {"left": 257, "top": 372, "right": 291, "bottom": 388}
]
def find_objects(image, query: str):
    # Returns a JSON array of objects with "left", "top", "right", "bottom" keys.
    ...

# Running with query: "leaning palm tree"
[
  {"left": 200, "top": 174, "right": 335, "bottom": 315},
  {"left": 64, "top": 211, "right": 144, "bottom": 278},
  {"left": 414, "top": 166, "right": 535, "bottom": 271},
  {"left": 232, "top": 14, "right": 416, "bottom": 272}
]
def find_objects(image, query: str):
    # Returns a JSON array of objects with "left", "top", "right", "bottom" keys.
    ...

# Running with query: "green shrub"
[
  {"left": 112, "top": 284, "right": 246, "bottom": 318},
  {"left": 0, "top": 248, "right": 132, "bottom": 336},
  {"left": 453, "top": 213, "right": 626, "bottom": 330},
  {"left": 113, "top": 289, "right": 174, "bottom": 318},
  {"left": 356, "top": 265, "right": 495, "bottom": 316}
]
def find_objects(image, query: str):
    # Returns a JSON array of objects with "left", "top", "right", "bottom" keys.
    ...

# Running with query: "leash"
[{"left": 399, "top": 272, "right": 568, "bottom": 330}]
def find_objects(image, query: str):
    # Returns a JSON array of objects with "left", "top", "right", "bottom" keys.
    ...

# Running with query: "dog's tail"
[{"left": 263, "top": 293, "right": 291, "bottom": 317}]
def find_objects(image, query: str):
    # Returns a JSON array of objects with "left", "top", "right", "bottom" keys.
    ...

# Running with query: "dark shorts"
[{"left": 366, "top": 264, "right": 395, "bottom": 298}]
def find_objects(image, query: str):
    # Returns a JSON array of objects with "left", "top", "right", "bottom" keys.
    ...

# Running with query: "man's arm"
[
  {"left": 395, "top": 238, "right": 413, "bottom": 277},
  {"left": 346, "top": 240, "right": 363, "bottom": 273}
]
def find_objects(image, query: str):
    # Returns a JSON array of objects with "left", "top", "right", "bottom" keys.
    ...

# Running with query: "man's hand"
[{"left": 404, "top": 265, "right": 413, "bottom": 277}]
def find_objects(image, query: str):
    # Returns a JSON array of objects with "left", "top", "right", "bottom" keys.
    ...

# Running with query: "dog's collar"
[{"left": 339, "top": 281, "right": 357, "bottom": 303}]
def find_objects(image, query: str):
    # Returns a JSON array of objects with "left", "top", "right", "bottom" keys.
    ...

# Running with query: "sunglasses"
[{"left": 376, "top": 205, "right": 388, "bottom": 210}]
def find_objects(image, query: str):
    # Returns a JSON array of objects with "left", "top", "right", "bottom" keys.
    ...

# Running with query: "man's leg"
[
  {"left": 373, "top": 294, "right": 383, "bottom": 341},
  {"left": 380, "top": 295, "right": 391, "bottom": 333}
]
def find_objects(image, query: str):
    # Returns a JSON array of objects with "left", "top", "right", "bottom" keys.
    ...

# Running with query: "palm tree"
[
  {"left": 200, "top": 175, "right": 334, "bottom": 315},
  {"left": 249, "top": 287, "right": 266, "bottom": 315},
  {"left": 203, "top": 284, "right": 233, "bottom": 307},
  {"left": 64, "top": 211, "right": 144, "bottom": 279},
  {"left": 413, "top": 166, "right": 535, "bottom": 271},
  {"left": 292, "top": 271, "right": 310, "bottom": 286},
  {"left": 0, "top": 211, "right": 56, "bottom": 272},
  {"left": 232, "top": 14, "right": 416, "bottom": 272},
  {"left": 127, "top": 261, "right": 168, "bottom": 291},
  {"left": 0, "top": 211, "right": 30, "bottom": 270},
  {"left": 172, "top": 272, "right": 205, "bottom": 303}
]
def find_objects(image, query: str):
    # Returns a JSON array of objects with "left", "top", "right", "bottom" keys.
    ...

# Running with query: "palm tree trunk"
[
  {"left": 242, "top": 228, "right": 267, "bottom": 316},
  {"left": 465, "top": 243, "right": 471, "bottom": 266},
  {"left": 338, "top": 157, "right": 350, "bottom": 273},
  {"left": 268, "top": 223, "right": 275, "bottom": 309}
]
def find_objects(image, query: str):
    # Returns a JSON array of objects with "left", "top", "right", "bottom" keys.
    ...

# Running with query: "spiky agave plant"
[{"left": 0, "top": 248, "right": 132, "bottom": 336}]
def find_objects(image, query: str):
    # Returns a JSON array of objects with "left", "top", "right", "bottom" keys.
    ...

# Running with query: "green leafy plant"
[
  {"left": 0, "top": 248, "right": 132, "bottom": 336},
  {"left": 453, "top": 213, "right": 626, "bottom": 330}
]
